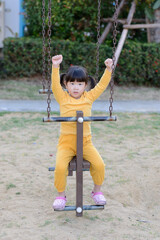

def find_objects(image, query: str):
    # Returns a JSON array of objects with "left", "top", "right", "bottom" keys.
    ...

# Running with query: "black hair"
[{"left": 60, "top": 65, "right": 96, "bottom": 90}]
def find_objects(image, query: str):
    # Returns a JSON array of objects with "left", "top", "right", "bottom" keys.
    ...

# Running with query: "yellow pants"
[{"left": 54, "top": 134, "right": 105, "bottom": 192}]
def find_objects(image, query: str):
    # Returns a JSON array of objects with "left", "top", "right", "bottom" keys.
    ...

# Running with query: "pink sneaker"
[
  {"left": 91, "top": 192, "right": 106, "bottom": 205},
  {"left": 52, "top": 196, "right": 67, "bottom": 210}
]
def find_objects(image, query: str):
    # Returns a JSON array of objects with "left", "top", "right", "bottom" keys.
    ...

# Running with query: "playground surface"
[
  {"left": 0, "top": 111, "right": 160, "bottom": 240},
  {"left": 0, "top": 78, "right": 160, "bottom": 239}
]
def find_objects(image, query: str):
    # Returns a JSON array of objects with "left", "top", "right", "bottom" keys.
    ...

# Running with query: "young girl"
[{"left": 52, "top": 55, "right": 113, "bottom": 210}]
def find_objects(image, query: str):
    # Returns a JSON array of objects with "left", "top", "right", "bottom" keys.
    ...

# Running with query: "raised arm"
[
  {"left": 86, "top": 58, "right": 113, "bottom": 102},
  {"left": 51, "top": 55, "right": 65, "bottom": 103}
]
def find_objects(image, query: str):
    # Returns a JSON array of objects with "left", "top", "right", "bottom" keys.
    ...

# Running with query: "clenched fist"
[
  {"left": 52, "top": 55, "right": 63, "bottom": 68},
  {"left": 104, "top": 58, "right": 113, "bottom": 72}
]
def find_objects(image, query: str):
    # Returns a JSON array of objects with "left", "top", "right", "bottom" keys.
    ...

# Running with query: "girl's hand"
[
  {"left": 104, "top": 58, "right": 113, "bottom": 72},
  {"left": 52, "top": 55, "right": 63, "bottom": 68}
]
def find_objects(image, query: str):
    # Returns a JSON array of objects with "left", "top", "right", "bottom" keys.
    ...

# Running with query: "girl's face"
[{"left": 65, "top": 80, "right": 87, "bottom": 99}]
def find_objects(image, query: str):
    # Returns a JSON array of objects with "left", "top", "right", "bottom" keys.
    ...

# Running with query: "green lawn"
[{"left": 0, "top": 77, "right": 160, "bottom": 100}]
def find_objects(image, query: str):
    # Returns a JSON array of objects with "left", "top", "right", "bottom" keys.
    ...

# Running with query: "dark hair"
[{"left": 60, "top": 65, "right": 96, "bottom": 90}]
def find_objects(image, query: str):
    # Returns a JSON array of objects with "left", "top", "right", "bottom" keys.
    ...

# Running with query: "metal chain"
[
  {"left": 95, "top": 0, "right": 101, "bottom": 82},
  {"left": 109, "top": 0, "right": 118, "bottom": 117},
  {"left": 47, "top": 0, "right": 52, "bottom": 118},
  {"left": 42, "top": 0, "right": 46, "bottom": 90}
]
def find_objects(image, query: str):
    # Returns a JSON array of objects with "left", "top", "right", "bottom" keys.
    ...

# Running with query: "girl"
[{"left": 52, "top": 55, "right": 113, "bottom": 210}]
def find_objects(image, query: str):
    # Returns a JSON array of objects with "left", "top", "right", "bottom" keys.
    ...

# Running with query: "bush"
[
  {"left": 1, "top": 37, "right": 160, "bottom": 87},
  {"left": 116, "top": 41, "right": 160, "bottom": 86},
  {"left": 23, "top": 0, "right": 116, "bottom": 42},
  {"left": 2, "top": 38, "right": 42, "bottom": 77},
  {"left": 23, "top": 0, "right": 151, "bottom": 43}
]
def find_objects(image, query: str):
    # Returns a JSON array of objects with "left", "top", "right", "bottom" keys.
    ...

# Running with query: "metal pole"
[{"left": 76, "top": 111, "right": 84, "bottom": 217}]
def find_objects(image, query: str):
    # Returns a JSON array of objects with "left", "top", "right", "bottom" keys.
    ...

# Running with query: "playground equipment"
[{"left": 40, "top": 0, "right": 118, "bottom": 217}]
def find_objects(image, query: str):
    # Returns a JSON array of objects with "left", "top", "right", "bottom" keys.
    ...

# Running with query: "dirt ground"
[{"left": 0, "top": 112, "right": 160, "bottom": 240}]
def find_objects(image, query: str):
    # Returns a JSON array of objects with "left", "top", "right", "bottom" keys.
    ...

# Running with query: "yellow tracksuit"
[{"left": 52, "top": 67, "right": 111, "bottom": 192}]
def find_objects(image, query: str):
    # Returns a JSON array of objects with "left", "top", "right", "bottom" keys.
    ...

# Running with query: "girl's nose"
[{"left": 74, "top": 84, "right": 78, "bottom": 89}]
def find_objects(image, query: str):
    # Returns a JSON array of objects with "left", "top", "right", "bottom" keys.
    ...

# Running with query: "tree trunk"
[{"left": 147, "top": 7, "right": 160, "bottom": 43}]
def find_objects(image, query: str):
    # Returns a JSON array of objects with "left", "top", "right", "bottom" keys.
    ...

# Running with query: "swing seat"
[
  {"left": 48, "top": 156, "right": 90, "bottom": 176},
  {"left": 68, "top": 157, "right": 90, "bottom": 176}
]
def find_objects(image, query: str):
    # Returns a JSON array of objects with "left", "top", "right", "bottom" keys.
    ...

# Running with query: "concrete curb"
[{"left": 0, "top": 99, "right": 160, "bottom": 113}]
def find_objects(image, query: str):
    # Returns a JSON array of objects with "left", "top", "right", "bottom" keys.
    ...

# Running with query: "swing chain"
[
  {"left": 42, "top": 0, "right": 46, "bottom": 90},
  {"left": 109, "top": 0, "right": 118, "bottom": 117},
  {"left": 47, "top": 0, "right": 52, "bottom": 118},
  {"left": 95, "top": 0, "right": 101, "bottom": 82}
]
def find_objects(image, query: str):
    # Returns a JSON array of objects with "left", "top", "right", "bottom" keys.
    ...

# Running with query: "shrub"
[
  {"left": 23, "top": 0, "right": 115, "bottom": 42},
  {"left": 1, "top": 37, "right": 160, "bottom": 87},
  {"left": 116, "top": 41, "right": 160, "bottom": 86}
]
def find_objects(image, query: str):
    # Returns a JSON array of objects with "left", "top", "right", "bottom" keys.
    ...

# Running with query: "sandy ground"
[{"left": 0, "top": 112, "right": 160, "bottom": 240}]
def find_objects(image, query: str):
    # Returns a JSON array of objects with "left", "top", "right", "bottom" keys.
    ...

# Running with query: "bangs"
[{"left": 66, "top": 66, "right": 88, "bottom": 83}]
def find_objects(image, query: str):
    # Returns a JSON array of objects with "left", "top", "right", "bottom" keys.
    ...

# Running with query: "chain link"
[
  {"left": 109, "top": 0, "right": 118, "bottom": 117},
  {"left": 42, "top": 0, "right": 46, "bottom": 90},
  {"left": 47, "top": 0, "right": 52, "bottom": 118},
  {"left": 95, "top": 0, "right": 101, "bottom": 82},
  {"left": 43, "top": 0, "right": 117, "bottom": 117}
]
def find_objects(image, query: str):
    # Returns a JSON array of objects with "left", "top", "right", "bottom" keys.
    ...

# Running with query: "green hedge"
[
  {"left": 117, "top": 41, "right": 160, "bottom": 86},
  {"left": 1, "top": 37, "right": 160, "bottom": 87}
]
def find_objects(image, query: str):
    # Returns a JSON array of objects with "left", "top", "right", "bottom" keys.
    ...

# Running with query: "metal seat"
[
  {"left": 48, "top": 156, "right": 90, "bottom": 176},
  {"left": 68, "top": 157, "right": 90, "bottom": 176}
]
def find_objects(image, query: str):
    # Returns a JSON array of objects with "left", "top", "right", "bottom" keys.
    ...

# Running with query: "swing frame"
[
  {"left": 40, "top": 0, "right": 119, "bottom": 217},
  {"left": 49, "top": 111, "right": 114, "bottom": 217}
]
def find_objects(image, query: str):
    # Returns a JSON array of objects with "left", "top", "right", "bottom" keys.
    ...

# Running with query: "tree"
[
  {"left": 137, "top": 0, "right": 160, "bottom": 42},
  {"left": 23, "top": 0, "right": 160, "bottom": 43},
  {"left": 23, "top": 0, "right": 115, "bottom": 42}
]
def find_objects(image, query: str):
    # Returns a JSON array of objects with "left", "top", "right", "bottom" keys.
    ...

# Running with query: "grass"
[
  {"left": 1, "top": 112, "right": 160, "bottom": 135},
  {"left": 1, "top": 112, "right": 159, "bottom": 138},
  {"left": 6, "top": 183, "right": 16, "bottom": 190},
  {"left": 0, "top": 112, "right": 43, "bottom": 131},
  {"left": 0, "top": 78, "right": 44, "bottom": 100},
  {"left": 40, "top": 220, "right": 53, "bottom": 227},
  {"left": 1, "top": 77, "right": 160, "bottom": 100},
  {"left": 91, "top": 112, "right": 160, "bottom": 139}
]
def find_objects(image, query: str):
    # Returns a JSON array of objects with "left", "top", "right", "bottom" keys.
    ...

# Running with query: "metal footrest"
[{"left": 54, "top": 205, "right": 104, "bottom": 211}]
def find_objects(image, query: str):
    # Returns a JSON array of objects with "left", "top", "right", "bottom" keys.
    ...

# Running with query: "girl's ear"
[{"left": 64, "top": 80, "right": 67, "bottom": 88}]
